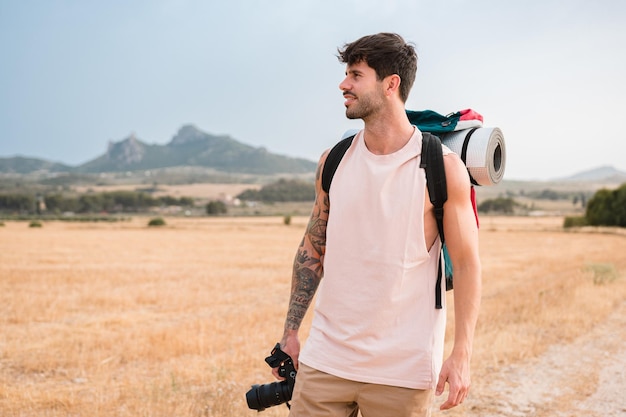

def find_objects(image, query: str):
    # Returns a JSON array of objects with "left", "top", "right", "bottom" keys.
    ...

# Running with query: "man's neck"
[{"left": 362, "top": 106, "right": 415, "bottom": 155}]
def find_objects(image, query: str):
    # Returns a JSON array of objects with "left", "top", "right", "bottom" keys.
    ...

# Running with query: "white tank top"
[{"left": 299, "top": 128, "right": 447, "bottom": 389}]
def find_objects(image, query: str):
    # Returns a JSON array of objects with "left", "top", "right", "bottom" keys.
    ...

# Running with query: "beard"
[{"left": 344, "top": 88, "right": 385, "bottom": 120}]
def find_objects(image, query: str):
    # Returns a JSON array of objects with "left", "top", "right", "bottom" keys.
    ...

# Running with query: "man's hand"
[
  {"left": 272, "top": 333, "right": 300, "bottom": 380},
  {"left": 435, "top": 352, "right": 471, "bottom": 410}
]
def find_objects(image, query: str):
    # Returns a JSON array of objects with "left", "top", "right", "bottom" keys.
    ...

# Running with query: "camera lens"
[{"left": 245, "top": 380, "right": 292, "bottom": 411}]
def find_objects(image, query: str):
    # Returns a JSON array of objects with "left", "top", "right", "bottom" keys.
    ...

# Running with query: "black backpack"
[{"left": 321, "top": 132, "right": 450, "bottom": 309}]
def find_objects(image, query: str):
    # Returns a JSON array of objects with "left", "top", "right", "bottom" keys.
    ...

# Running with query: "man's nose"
[{"left": 339, "top": 77, "right": 350, "bottom": 92}]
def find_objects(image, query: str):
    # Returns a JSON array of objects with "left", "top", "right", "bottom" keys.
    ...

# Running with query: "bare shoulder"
[
  {"left": 442, "top": 153, "right": 472, "bottom": 202},
  {"left": 311, "top": 149, "right": 332, "bottom": 218},
  {"left": 315, "top": 149, "right": 331, "bottom": 188}
]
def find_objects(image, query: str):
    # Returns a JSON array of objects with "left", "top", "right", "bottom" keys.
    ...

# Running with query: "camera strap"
[{"left": 265, "top": 343, "right": 291, "bottom": 368}]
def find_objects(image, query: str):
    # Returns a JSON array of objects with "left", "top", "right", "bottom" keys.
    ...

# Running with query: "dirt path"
[{"left": 436, "top": 300, "right": 626, "bottom": 416}]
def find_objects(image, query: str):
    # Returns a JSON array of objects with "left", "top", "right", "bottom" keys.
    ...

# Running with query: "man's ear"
[{"left": 384, "top": 74, "right": 402, "bottom": 98}]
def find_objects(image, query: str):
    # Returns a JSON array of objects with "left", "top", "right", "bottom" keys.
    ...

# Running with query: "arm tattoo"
[
  {"left": 307, "top": 217, "right": 327, "bottom": 257},
  {"left": 285, "top": 165, "right": 328, "bottom": 331},
  {"left": 286, "top": 258, "right": 321, "bottom": 330}
]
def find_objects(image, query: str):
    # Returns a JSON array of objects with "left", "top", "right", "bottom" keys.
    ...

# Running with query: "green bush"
[
  {"left": 585, "top": 183, "right": 626, "bottom": 227},
  {"left": 148, "top": 217, "right": 166, "bottom": 227},
  {"left": 585, "top": 263, "right": 618, "bottom": 285},
  {"left": 29, "top": 220, "right": 43, "bottom": 228},
  {"left": 283, "top": 215, "right": 292, "bottom": 225},
  {"left": 206, "top": 200, "right": 227, "bottom": 216},
  {"left": 563, "top": 216, "right": 588, "bottom": 228}
]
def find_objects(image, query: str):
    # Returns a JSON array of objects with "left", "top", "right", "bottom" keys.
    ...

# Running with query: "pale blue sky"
[{"left": 1, "top": 0, "right": 625, "bottom": 180}]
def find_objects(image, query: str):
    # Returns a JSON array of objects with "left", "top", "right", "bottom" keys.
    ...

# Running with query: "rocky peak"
[
  {"left": 169, "top": 124, "right": 205, "bottom": 146},
  {"left": 106, "top": 133, "right": 145, "bottom": 164}
]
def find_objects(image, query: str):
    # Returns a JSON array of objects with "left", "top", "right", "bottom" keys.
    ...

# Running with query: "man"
[{"left": 275, "top": 33, "right": 481, "bottom": 416}]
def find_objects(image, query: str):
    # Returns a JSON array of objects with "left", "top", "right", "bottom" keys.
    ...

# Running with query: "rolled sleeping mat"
[
  {"left": 339, "top": 126, "right": 506, "bottom": 186},
  {"left": 439, "top": 127, "right": 506, "bottom": 186}
]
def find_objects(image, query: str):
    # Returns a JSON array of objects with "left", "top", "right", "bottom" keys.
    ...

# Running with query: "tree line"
[
  {"left": 236, "top": 178, "right": 315, "bottom": 203},
  {"left": 3, "top": 179, "right": 623, "bottom": 228},
  {"left": 0, "top": 191, "right": 194, "bottom": 215}
]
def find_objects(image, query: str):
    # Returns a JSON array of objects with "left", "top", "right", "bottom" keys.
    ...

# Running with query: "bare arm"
[
  {"left": 436, "top": 153, "right": 482, "bottom": 410},
  {"left": 277, "top": 151, "right": 330, "bottom": 372}
]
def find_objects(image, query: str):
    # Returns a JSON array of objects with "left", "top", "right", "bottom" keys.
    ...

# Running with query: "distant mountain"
[
  {"left": 0, "top": 125, "right": 317, "bottom": 175},
  {"left": 0, "top": 156, "right": 72, "bottom": 174},
  {"left": 560, "top": 165, "right": 626, "bottom": 183}
]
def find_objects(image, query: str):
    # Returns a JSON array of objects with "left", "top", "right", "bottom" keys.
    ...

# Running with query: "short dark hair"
[{"left": 337, "top": 33, "right": 418, "bottom": 102}]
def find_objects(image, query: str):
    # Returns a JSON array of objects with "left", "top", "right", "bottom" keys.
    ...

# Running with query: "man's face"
[{"left": 339, "top": 61, "right": 385, "bottom": 120}]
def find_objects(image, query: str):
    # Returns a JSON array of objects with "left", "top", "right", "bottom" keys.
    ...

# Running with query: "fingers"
[
  {"left": 286, "top": 349, "right": 300, "bottom": 371},
  {"left": 435, "top": 371, "right": 447, "bottom": 396},
  {"left": 436, "top": 354, "right": 471, "bottom": 410},
  {"left": 271, "top": 367, "right": 284, "bottom": 381},
  {"left": 439, "top": 381, "right": 470, "bottom": 410}
]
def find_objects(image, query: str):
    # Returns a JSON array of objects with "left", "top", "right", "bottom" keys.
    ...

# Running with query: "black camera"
[{"left": 245, "top": 343, "right": 297, "bottom": 412}]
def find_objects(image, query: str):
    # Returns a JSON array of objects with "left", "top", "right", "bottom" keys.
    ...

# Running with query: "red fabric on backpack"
[{"left": 470, "top": 186, "right": 480, "bottom": 228}]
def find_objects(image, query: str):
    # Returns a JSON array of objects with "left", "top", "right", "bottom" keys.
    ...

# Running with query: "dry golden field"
[{"left": 1, "top": 216, "right": 625, "bottom": 416}]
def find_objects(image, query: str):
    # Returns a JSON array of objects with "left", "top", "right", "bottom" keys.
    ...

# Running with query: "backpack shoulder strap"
[
  {"left": 420, "top": 132, "right": 449, "bottom": 309},
  {"left": 420, "top": 132, "right": 447, "bottom": 241},
  {"left": 321, "top": 135, "right": 355, "bottom": 194}
]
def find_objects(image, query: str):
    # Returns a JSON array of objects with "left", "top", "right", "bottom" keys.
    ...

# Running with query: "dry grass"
[{"left": 1, "top": 216, "right": 625, "bottom": 416}]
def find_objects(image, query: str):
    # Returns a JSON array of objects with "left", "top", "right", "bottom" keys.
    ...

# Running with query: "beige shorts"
[{"left": 288, "top": 363, "right": 434, "bottom": 417}]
